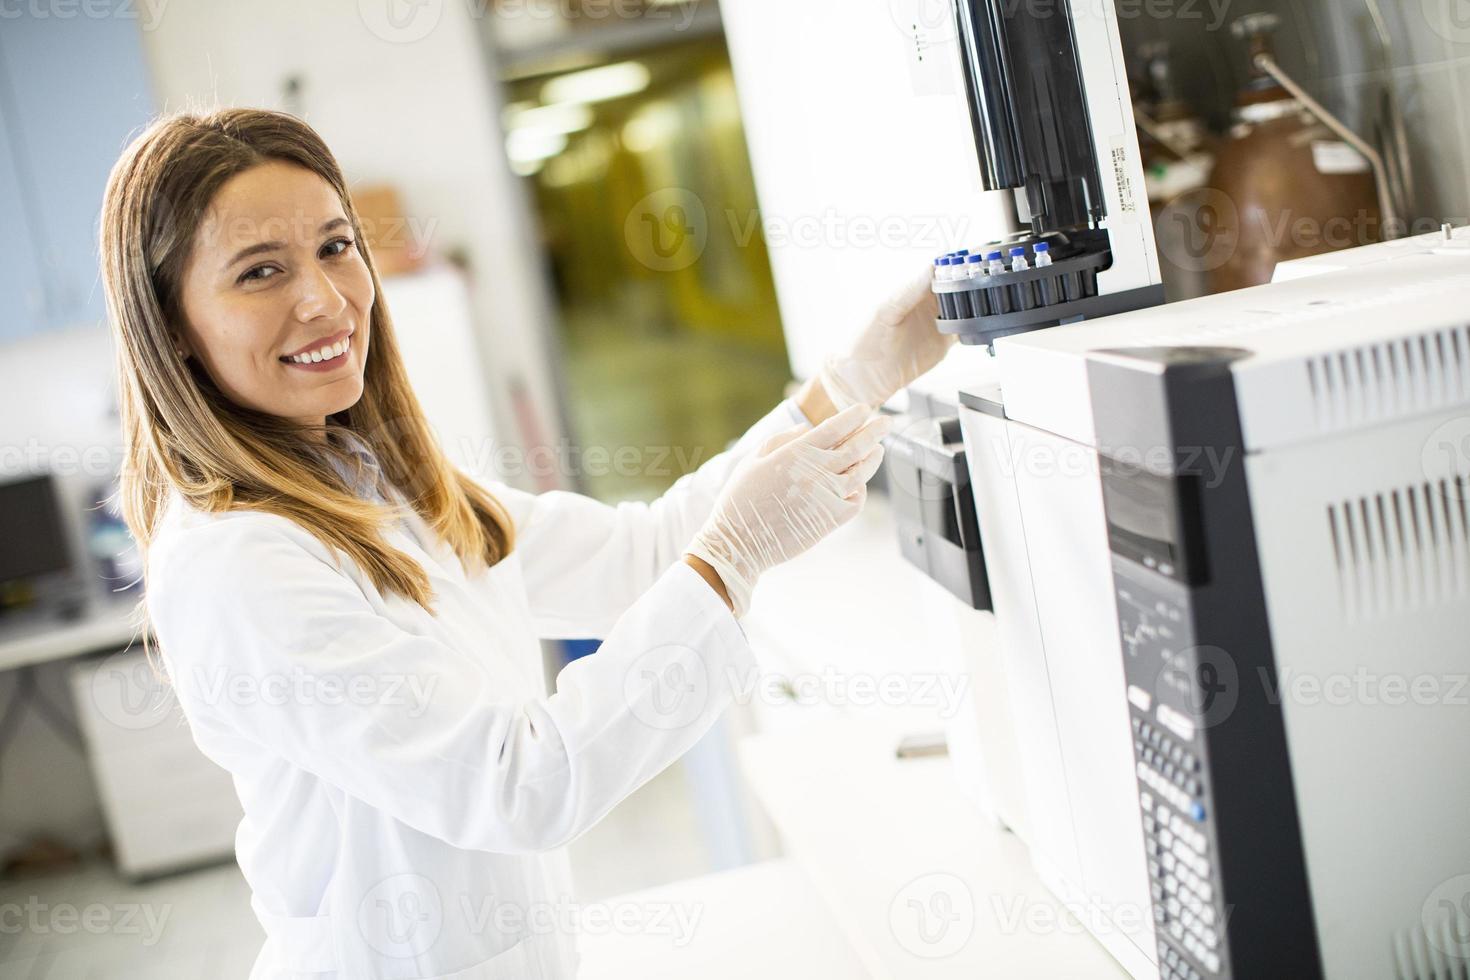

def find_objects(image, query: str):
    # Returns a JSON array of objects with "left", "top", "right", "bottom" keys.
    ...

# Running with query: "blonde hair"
[{"left": 101, "top": 108, "right": 514, "bottom": 615}]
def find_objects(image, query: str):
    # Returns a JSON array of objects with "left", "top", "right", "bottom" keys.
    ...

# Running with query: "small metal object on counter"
[{"left": 895, "top": 732, "right": 950, "bottom": 760}]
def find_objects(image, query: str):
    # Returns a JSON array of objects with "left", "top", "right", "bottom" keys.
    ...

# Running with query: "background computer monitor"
[{"left": 0, "top": 474, "right": 73, "bottom": 596}]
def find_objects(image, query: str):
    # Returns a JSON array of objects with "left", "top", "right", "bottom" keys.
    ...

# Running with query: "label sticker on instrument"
[{"left": 1110, "top": 135, "right": 1139, "bottom": 219}]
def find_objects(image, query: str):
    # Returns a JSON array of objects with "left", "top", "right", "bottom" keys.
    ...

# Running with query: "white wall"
[
  {"left": 721, "top": 0, "right": 1016, "bottom": 380},
  {"left": 138, "top": 0, "right": 568, "bottom": 483}
]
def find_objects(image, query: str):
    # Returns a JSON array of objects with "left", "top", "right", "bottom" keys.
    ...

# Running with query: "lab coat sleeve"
[
  {"left": 489, "top": 398, "right": 810, "bottom": 638},
  {"left": 147, "top": 516, "right": 756, "bottom": 855}
]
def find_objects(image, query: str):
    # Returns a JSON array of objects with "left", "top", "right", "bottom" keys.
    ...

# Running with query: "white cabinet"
[{"left": 68, "top": 649, "right": 242, "bottom": 879}]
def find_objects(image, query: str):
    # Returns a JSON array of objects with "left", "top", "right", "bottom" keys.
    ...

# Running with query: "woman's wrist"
[
  {"left": 682, "top": 554, "right": 734, "bottom": 614},
  {"left": 794, "top": 375, "right": 839, "bottom": 426}
]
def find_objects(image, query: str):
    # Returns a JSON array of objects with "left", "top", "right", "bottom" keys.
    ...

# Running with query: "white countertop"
[
  {"left": 739, "top": 720, "right": 1130, "bottom": 979},
  {"left": 0, "top": 593, "right": 140, "bottom": 672}
]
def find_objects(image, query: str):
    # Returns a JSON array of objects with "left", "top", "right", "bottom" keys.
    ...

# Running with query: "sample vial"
[
  {"left": 935, "top": 257, "right": 956, "bottom": 319},
  {"left": 964, "top": 253, "right": 989, "bottom": 318},
  {"left": 1010, "top": 246, "right": 1030, "bottom": 272},
  {"left": 986, "top": 251, "right": 1007, "bottom": 275},
  {"left": 1034, "top": 242, "right": 1053, "bottom": 267}
]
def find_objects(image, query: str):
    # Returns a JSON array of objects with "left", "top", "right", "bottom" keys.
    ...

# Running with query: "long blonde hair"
[{"left": 101, "top": 108, "right": 514, "bottom": 613}]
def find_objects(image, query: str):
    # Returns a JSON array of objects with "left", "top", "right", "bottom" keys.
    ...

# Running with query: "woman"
[{"left": 101, "top": 108, "right": 951, "bottom": 979}]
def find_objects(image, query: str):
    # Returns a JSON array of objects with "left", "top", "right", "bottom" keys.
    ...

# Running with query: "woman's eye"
[
  {"left": 322, "top": 237, "right": 357, "bottom": 258},
  {"left": 238, "top": 264, "right": 280, "bottom": 284}
]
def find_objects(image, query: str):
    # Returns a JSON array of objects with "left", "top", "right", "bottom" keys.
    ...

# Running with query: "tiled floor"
[{"left": 0, "top": 764, "right": 714, "bottom": 979}]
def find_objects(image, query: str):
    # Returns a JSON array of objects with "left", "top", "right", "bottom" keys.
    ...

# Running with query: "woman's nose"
[{"left": 293, "top": 262, "right": 348, "bottom": 321}]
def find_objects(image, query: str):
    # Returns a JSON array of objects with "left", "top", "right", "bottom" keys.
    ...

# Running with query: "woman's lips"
[{"left": 281, "top": 332, "right": 353, "bottom": 372}]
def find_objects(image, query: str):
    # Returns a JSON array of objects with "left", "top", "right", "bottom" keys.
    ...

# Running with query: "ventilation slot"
[
  {"left": 1328, "top": 477, "right": 1470, "bottom": 622},
  {"left": 1392, "top": 921, "right": 1470, "bottom": 980},
  {"left": 1309, "top": 325, "right": 1470, "bottom": 432}
]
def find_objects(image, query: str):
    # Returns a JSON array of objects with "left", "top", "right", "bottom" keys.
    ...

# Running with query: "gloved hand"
[
  {"left": 686, "top": 404, "right": 890, "bottom": 617},
  {"left": 819, "top": 267, "right": 955, "bottom": 411}
]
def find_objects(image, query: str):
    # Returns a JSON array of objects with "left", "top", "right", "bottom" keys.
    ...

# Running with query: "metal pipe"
[{"left": 1253, "top": 53, "right": 1401, "bottom": 237}]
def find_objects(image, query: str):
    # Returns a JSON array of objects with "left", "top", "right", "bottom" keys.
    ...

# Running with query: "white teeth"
[{"left": 288, "top": 335, "right": 351, "bottom": 364}]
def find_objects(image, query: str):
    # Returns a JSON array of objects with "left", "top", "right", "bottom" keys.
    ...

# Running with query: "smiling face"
[{"left": 176, "top": 161, "right": 374, "bottom": 428}]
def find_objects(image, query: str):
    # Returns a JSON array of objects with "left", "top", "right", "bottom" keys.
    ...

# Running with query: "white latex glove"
[
  {"left": 819, "top": 268, "right": 955, "bottom": 411},
  {"left": 686, "top": 404, "right": 891, "bottom": 617}
]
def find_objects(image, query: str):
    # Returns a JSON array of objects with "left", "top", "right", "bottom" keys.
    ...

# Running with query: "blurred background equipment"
[
  {"left": 491, "top": 18, "right": 792, "bottom": 501},
  {"left": 1203, "top": 12, "right": 1383, "bottom": 293},
  {"left": 1113, "top": 0, "right": 1467, "bottom": 299}
]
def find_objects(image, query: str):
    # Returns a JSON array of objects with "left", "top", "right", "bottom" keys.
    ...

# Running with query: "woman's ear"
[{"left": 171, "top": 333, "right": 193, "bottom": 361}]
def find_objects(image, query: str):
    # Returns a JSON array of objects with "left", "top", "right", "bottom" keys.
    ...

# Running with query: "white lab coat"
[{"left": 145, "top": 400, "right": 810, "bottom": 980}]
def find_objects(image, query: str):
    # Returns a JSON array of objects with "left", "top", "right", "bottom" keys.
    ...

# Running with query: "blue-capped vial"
[
  {"left": 1010, "top": 246, "right": 1030, "bottom": 272},
  {"left": 1034, "top": 242, "right": 1054, "bottom": 268},
  {"left": 965, "top": 253, "right": 986, "bottom": 279},
  {"left": 986, "top": 251, "right": 1007, "bottom": 275}
]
